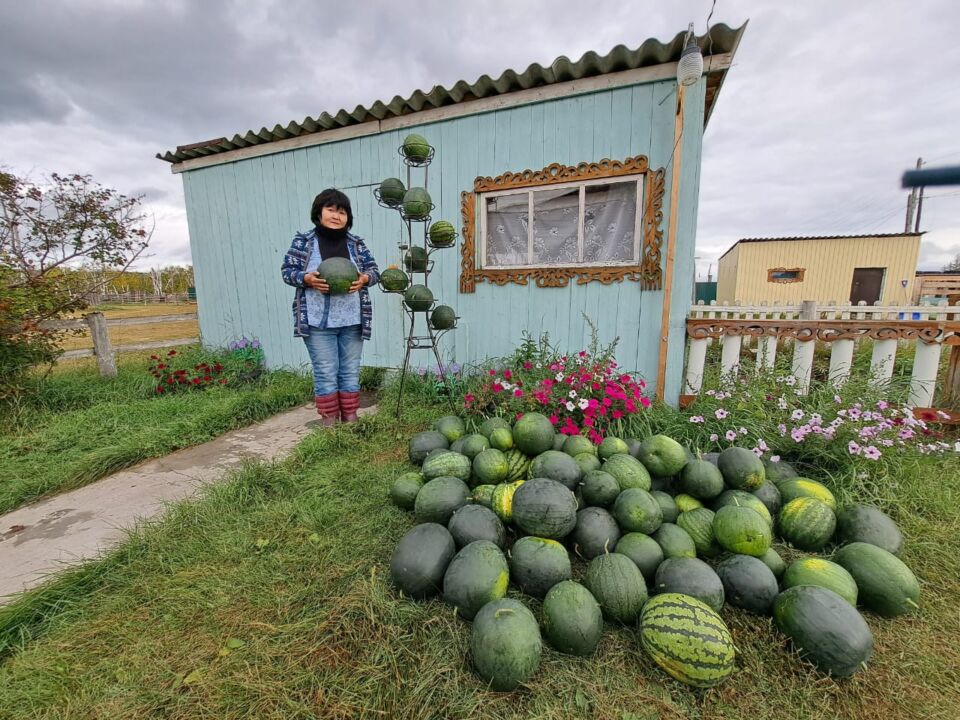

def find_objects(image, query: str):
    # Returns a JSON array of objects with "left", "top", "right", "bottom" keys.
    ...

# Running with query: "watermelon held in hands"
[
  {"left": 639, "top": 593, "right": 736, "bottom": 688},
  {"left": 377, "top": 177, "right": 406, "bottom": 206},
  {"left": 401, "top": 133, "right": 432, "bottom": 161},
  {"left": 316, "top": 257, "right": 358, "bottom": 295}
]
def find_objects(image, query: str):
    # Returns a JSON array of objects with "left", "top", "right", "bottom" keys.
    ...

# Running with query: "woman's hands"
[
  {"left": 304, "top": 272, "right": 329, "bottom": 293},
  {"left": 348, "top": 274, "right": 369, "bottom": 293},
  {"left": 304, "top": 272, "right": 368, "bottom": 293}
]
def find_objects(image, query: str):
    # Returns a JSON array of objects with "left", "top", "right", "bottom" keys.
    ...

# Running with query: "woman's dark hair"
[{"left": 310, "top": 188, "right": 353, "bottom": 229}]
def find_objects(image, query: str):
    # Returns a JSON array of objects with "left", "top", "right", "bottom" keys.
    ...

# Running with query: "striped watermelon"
[
  {"left": 783, "top": 557, "right": 858, "bottom": 606},
  {"left": 504, "top": 449, "right": 532, "bottom": 482},
  {"left": 778, "top": 478, "right": 837, "bottom": 511},
  {"left": 490, "top": 480, "right": 525, "bottom": 523},
  {"left": 778, "top": 497, "right": 836, "bottom": 551},
  {"left": 583, "top": 553, "right": 648, "bottom": 624},
  {"left": 677, "top": 507, "right": 722, "bottom": 558},
  {"left": 639, "top": 593, "right": 736, "bottom": 688}
]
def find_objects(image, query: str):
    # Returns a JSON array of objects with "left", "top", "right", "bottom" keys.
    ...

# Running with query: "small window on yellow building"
[{"left": 768, "top": 268, "right": 805, "bottom": 283}]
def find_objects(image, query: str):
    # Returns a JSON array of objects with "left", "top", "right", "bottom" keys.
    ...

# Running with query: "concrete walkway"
[{"left": 0, "top": 400, "right": 377, "bottom": 603}]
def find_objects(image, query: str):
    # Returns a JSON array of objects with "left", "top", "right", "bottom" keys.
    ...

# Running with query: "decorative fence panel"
[{"left": 683, "top": 300, "right": 960, "bottom": 417}]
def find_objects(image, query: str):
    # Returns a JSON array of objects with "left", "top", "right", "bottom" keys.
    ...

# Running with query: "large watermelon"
[
  {"left": 316, "top": 257, "right": 358, "bottom": 295},
  {"left": 513, "top": 413, "right": 555, "bottom": 456},
  {"left": 833, "top": 542, "right": 920, "bottom": 617},
  {"left": 442, "top": 540, "right": 510, "bottom": 619},
  {"left": 390, "top": 523, "right": 456, "bottom": 599},
  {"left": 778, "top": 478, "right": 837, "bottom": 511},
  {"left": 414, "top": 476, "right": 470, "bottom": 524},
  {"left": 580, "top": 470, "right": 620, "bottom": 508},
  {"left": 402, "top": 187, "right": 432, "bottom": 219},
  {"left": 598, "top": 437, "right": 630, "bottom": 460},
  {"left": 562, "top": 435, "right": 596, "bottom": 458},
  {"left": 835, "top": 504, "right": 904, "bottom": 555},
  {"left": 479, "top": 417, "right": 512, "bottom": 439},
  {"left": 583, "top": 553, "right": 648, "bottom": 624},
  {"left": 472, "top": 448, "right": 509, "bottom": 485},
  {"left": 680, "top": 459, "right": 725, "bottom": 500},
  {"left": 602, "top": 454, "right": 651, "bottom": 491},
  {"left": 713, "top": 489, "right": 773, "bottom": 527},
  {"left": 511, "top": 479, "right": 578, "bottom": 539},
  {"left": 652, "top": 523, "right": 697, "bottom": 559},
  {"left": 459, "top": 433, "right": 491, "bottom": 461},
  {"left": 676, "top": 507, "right": 722, "bottom": 558},
  {"left": 470, "top": 598, "right": 541, "bottom": 691},
  {"left": 773, "top": 586, "right": 873, "bottom": 677},
  {"left": 639, "top": 593, "right": 736, "bottom": 688},
  {"left": 433, "top": 415, "right": 466, "bottom": 442},
  {"left": 403, "top": 284, "right": 434, "bottom": 311},
  {"left": 542, "top": 581, "right": 603, "bottom": 657},
  {"left": 422, "top": 452, "right": 471, "bottom": 482},
  {"left": 509, "top": 536, "right": 571, "bottom": 598},
  {"left": 409, "top": 430, "right": 448, "bottom": 464}
]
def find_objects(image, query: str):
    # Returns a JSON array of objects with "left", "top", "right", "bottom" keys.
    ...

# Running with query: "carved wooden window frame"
[
  {"left": 767, "top": 267, "right": 805, "bottom": 284},
  {"left": 460, "top": 155, "right": 666, "bottom": 292}
]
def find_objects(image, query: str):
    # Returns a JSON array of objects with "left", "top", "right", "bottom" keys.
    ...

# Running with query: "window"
[
  {"left": 459, "top": 155, "right": 666, "bottom": 293},
  {"left": 480, "top": 178, "right": 642, "bottom": 268},
  {"left": 767, "top": 267, "right": 805, "bottom": 283}
]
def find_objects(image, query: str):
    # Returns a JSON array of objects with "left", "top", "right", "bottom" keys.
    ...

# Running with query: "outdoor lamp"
[{"left": 677, "top": 23, "right": 703, "bottom": 86}]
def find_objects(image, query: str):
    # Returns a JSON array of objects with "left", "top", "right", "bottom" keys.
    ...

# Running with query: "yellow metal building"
[{"left": 716, "top": 233, "right": 922, "bottom": 305}]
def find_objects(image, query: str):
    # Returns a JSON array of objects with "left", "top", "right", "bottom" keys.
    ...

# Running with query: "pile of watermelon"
[{"left": 389, "top": 413, "right": 920, "bottom": 691}]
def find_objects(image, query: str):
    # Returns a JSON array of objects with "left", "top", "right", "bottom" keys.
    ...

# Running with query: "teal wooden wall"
[{"left": 179, "top": 76, "right": 706, "bottom": 403}]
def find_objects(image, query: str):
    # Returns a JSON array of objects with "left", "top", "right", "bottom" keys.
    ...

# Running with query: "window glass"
[
  {"left": 583, "top": 182, "right": 636, "bottom": 263},
  {"left": 532, "top": 187, "right": 579, "bottom": 265},
  {"left": 485, "top": 194, "right": 528, "bottom": 266}
]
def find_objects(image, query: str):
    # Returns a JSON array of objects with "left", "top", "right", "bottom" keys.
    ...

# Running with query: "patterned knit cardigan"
[{"left": 280, "top": 229, "right": 380, "bottom": 340}]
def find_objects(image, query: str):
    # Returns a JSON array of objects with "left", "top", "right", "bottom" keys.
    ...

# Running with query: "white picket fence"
[{"left": 684, "top": 300, "right": 960, "bottom": 409}]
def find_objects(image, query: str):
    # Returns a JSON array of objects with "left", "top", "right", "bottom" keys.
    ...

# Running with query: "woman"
[{"left": 281, "top": 188, "right": 380, "bottom": 425}]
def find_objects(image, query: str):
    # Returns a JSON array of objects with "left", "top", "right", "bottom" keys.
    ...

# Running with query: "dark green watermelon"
[
  {"left": 409, "top": 430, "right": 448, "bottom": 465},
  {"left": 511, "top": 479, "right": 578, "bottom": 539},
  {"left": 389, "top": 471, "right": 424, "bottom": 510},
  {"left": 653, "top": 557, "right": 725, "bottom": 612},
  {"left": 542, "top": 580, "right": 603, "bottom": 656},
  {"left": 680, "top": 459, "right": 725, "bottom": 500},
  {"left": 835, "top": 504, "right": 904, "bottom": 555},
  {"left": 509, "top": 536, "right": 571, "bottom": 598},
  {"left": 650, "top": 491, "right": 679, "bottom": 524},
  {"left": 652, "top": 523, "right": 697, "bottom": 559},
  {"left": 584, "top": 553, "right": 648, "bottom": 624},
  {"left": 414, "top": 476, "right": 470, "bottom": 524},
  {"left": 615, "top": 532, "right": 664, "bottom": 582},
  {"left": 580, "top": 470, "right": 620, "bottom": 508},
  {"left": 447, "top": 505, "right": 506, "bottom": 549},
  {"left": 317, "top": 257, "right": 358, "bottom": 295},
  {"left": 528, "top": 450, "right": 582, "bottom": 490},
  {"left": 832, "top": 542, "right": 920, "bottom": 617},
  {"left": 752, "top": 481, "right": 782, "bottom": 516},
  {"left": 773, "top": 585, "right": 873, "bottom": 677},
  {"left": 470, "top": 598, "right": 541, "bottom": 691},
  {"left": 390, "top": 523, "right": 456, "bottom": 599},
  {"left": 612, "top": 488, "right": 663, "bottom": 534},
  {"left": 571, "top": 507, "right": 621, "bottom": 560},
  {"left": 716, "top": 554, "right": 779, "bottom": 615},
  {"left": 442, "top": 540, "right": 510, "bottom": 619}
]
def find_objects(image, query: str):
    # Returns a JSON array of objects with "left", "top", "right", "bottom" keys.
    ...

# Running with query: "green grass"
[
  {"left": 0, "top": 349, "right": 312, "bottom": 514},
  {"left": 0, "top": 398, "right": 958, "bottom": 719}
]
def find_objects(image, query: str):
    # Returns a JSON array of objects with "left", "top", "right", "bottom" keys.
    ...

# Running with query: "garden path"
[{"left": 0, "top": 397, "right": 377, "bottom": 603}]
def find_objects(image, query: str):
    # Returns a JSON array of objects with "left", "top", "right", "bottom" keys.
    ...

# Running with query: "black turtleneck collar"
[{"left": 315, "top": 224, "right": 350, "bottom": 260}]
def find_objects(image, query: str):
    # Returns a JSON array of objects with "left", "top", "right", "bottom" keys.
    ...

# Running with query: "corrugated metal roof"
[
  {"left": 719, "top": 232, "right": 924, "bottom": 262},
  {"left": 158, "top": 23, "right": 746, "bottom": 165}
]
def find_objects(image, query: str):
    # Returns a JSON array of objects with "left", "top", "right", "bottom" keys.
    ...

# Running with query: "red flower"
[
  {"left": 167, "top": 350, "right": 177, "bottom": 356},
  {"left": 192, "top": 378, "right": 201, "bottom": 385},
  {"left": 166, "top": 377, "right": 174, "bottom": 384},
  {"left": 503, "top": 370, "right": 512, "bottom": 379},
  {"left": 157, "top": 363, "right": 165, "bottom": 370},
  {"left": 204, "top": 375, "right": 212, "bottom": 382},
  {"left": 219, "top": 379, "right": 227, "bottom": 385},
  {"left": 492, "top": 382, "right": 503, "bottom": 394},
  {"left": 213, "top": 364, "right": 223, "bottom": 372},
  {"left": 489, "top": 369, "right": 496, "bottom": 376},
  {"left": 548, "top": 414, "right": 559, "bottom": 424},
  {"left": 156, "top": 386, "right": 164, "bottom": 393},
  {"left": 175, "top": 369, "right": 187, "bottom": 376},
  {"left": 523, "top": 361, "right": 532, "bottom": 370}
]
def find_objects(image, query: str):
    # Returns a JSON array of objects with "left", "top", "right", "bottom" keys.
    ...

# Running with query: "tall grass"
[{"left": 0, "top": 349, "right": 312, "bottom": 514}]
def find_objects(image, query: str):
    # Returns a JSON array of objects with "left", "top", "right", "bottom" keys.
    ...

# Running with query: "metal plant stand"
[{"left": 374, "top": 140, "right": 459, "bottom": 417}]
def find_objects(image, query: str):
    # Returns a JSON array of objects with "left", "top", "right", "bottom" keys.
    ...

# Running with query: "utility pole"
[{"left": 905, "top": 157, "right": 923, "bottom": 232}]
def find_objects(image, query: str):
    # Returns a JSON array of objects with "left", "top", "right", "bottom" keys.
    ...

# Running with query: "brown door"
[{"left": 850, "top": 268, "right": 885, "bottom": 305}]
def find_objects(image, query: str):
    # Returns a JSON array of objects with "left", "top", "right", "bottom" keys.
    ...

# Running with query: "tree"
[
  {"left": 0, "top": 170, "right": 151, "bottom": 398},
  {"left": 944, "top": 254, "right": 960, "bottom": 273}
]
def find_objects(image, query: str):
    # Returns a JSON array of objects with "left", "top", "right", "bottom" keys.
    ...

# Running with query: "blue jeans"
[{"left": 303, "top": 324, "right": 363, "bottom": 395}]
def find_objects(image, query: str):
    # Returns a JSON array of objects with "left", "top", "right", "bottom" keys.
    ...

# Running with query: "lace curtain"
[{"left": 484, "top": 181, "right": 637, "bottom": 266}]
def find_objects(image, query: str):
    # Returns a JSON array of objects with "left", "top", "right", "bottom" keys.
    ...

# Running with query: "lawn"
[
  {"left": 0, "top": 389, "right": 957, "bottom": 720},
  {"left": 0, "top": 347, "right": 311, "bottom": 515}
]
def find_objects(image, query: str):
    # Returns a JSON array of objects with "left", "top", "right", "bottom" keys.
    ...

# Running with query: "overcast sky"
[{"left": 2, "top": 0, "right": 958, "bottom": 278}]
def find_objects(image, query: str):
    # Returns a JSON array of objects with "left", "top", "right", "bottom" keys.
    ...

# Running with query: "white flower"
[
  {"left": 568, "top": 390, "right": 577, "bottom": 399},
  {"left": 738, "top": 427, "right": 748, "bottom": 435},
  {"left": 777, "top": 397, "right": 788, "bottom": 410},
  {"left": 770, "top": 455, "right": 781, "bottom": 463},
  {"left": 535, "top": 363, "right": 542, "bottom": 369},
  {"left": 791, "top": 409, "right": 804, "bottom": 421},
  {"left": 565, "top": 401, "right": 575, "bottom": 411},
  {"left": 578, "top": 398, "right": 589, "bottom": 410},
  {"left": 784, "top": 375, "right": 797, "bottom": 386},
  {"left": 555, "top": 372, "right": 564, "bottom": 381}
]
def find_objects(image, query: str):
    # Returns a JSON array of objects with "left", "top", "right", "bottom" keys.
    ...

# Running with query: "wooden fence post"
[{"left": 84, "top": 312, "right": 117, "bottom": 377}]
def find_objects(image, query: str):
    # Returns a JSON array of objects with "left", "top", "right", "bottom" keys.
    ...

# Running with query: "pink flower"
[
  {"left": 602, "top": 397, "right": 613, "bottom": 407},
  {"left": 725, "top": 430, "right": 738, "bottom": 441},
  {"left": 489, "top": 369, "right": 496, "bottom": 376},
  {"left": 463, "top": 393, "right": 474, "bottom": 404},
  {"left": 513, "top": 389, "right": 523, "bottom": 398},
  {"left": 492, "top": 382, "right": 503, "bottom": 394},
  {"left": 625, "top": 399, "right": 636, "bottom": 413},
  {"left": 709, "top": 433, "right": 719, "bottom": 442},
  {"left": 862, "top": 445, "right": 881, "bottom": 460},
  {"left": 549, "top": 414, "right": 559, "bottom": 424},
  {"left": 715, "top": 408, "right": 729, "bottom": 420},
  {"left": 848, "top": 441, "right": 862, "bottom": 455},
  {"left": 769, "top": 455, "right": 781, "bottom": 463},
  {"left": 640, "top": 397, "right": 651, "bottom": 409},
  {"left": 502, "top": 369, "right": 512, "bottom": 380},
  {"left": 523, "top": 361, "right": 532, "bottom": 370},
  {"left": 612, "top": 410, "right": 623, "bottom": 419},
  {"left": 689, "top": 416, "right": 705, "bottom": 424}
]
